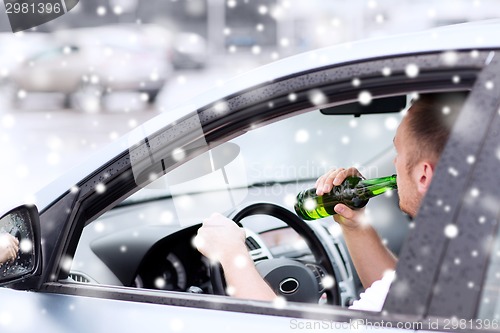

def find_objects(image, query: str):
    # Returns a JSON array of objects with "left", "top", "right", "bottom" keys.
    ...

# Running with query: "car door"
[
  {"left": 384, "top": 52, "right": 500, "bottom": 330},
  {"left": 1, "top": 48, "right": 498, "bottom": 333}
]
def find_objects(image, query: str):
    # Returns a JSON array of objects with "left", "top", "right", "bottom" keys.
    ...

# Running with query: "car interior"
[{"left": 68, "top": 93, "right": 417, "bottom": 307}]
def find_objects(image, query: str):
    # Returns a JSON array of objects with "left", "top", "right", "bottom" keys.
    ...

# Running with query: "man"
[{"left": 196, "top": 93, "right": 463, "bottom": 310}]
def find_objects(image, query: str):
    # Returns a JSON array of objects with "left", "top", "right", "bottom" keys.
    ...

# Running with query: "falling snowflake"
[
  {"left": 214, "top": 101, "right": 229, "bottom": 114},
  {"left": 448, "top": 167, "right": 459, "bottom": 177},
  {"left": 113, "top": 5, "right": 123, "bottom": 15},
  {"left": 478, "top": 216, "right": 486, "bottom": 224},
  {"left": 452, "top": 75, "right": 461, "bottom": 84},
  {"left": 251, "top": 45, "right": 261, "bottom": 55},
  {"left": 19, "top": 239, "right": 33, "bottom": 253},
  {"left": 273, "top": 296, "right": 287, "bottom": 309},
  {"left": 148, "top": 172, "right": 159, "bottom": 182},
  {"left": 172, "top": 148, "right": 186, "bottom": 162},
  {"left": 150, "top": 71, "right": 159, "bottom": 81},
  {"left": 358, "top": 90, "right": 372, "bottom": 105},
  {"left": 160, "top": 211, "right": 174, "bottom": 224},
  {"left": 341, "top": 136, "right": 350, "bottom": 144},
  {"left": 17, "top": 89, "right": 27, "bottom": 99},
  {"left": 307, "top": 89, "right": 327, "bottom": 106},
  {"left": 444, "top": 224, "right": 459, "bottom": 238},
  {"left": 258, "top": 5, "right": 268, "bottom": 15},
  {"left": 191, "top": 235, "right": 204, "bottom": 250},
  {"left": 288, "top": 93, "right": 297, "bottom": 102},
  {"left": 349, "top": 119, "right": 358, "bottom": 128},
  {"left": 95, "top": 183, "right": 106, "bottom": 194},
  {"left": 405, "top": 64, "right": 419, "bottom": 78},
  {"left": 295, "top": 129, "right": 309, "bottom": 143},
  {"left": 470, "top": 188, "right": 480, "bottom": 198},
  {"left": 256, "top": 23, "right": 264, "bottom": 32},
  {"left": 94, "top": 222, "right": 105, "bottom": 233},
  {"left": 441, "top": 51, "right": 459, "bottom": 66},
  {"left": 381, "top": 67, "right": 391, "bottom": 76},
  {"left": 128, "top": 119, "right": 138, "bottom": 128},
  {"left": 454, "top": 258, "right": 461, "bottom": 265},
  {"left": 327, "top": 224, "right": 342, "bottom": 238},
  {"left": 352, "top": 78, "right": 361, "bottom": 87},
  {"left": 283, "top": 194, "right": 296, "bottom": 208},
  {"left": 304, "top": 198, "right": 317, "bottom": 211},
  {"left": 485, "top": 80, "right": 494, "bottom": 90},
  {"left": 109, "top": 131, "right": 119, "bottom": 140},
  {"left": 154, "top": 277, "right": 166, "bottom": 289},
  {"left": 120, "top": 245, "right": 127, "bottom": 253},
  {"left": 467, "top": 155, "right": 476, "bottom": 164},
  {"left": 234, "top": 255, "right": 248, "bottom": 268},
  {"left": 321, "top": 275, "right": 335, "bottom": 288},
  {"left": 280, "top": 38, "right": 290, "bottom": 47},
  {"left": 384, "top": 116, "right": 398, "bottom": 130},
  {"left": 226, "top": 285, "right": 236, "bottom": 295},
  {"left": 176, "top": 75, "right": 186, "bottom": 84},
  {"left": 60, "top": 256, "right": 73, "bottom": 272},
  {"left": 227, "top": 0, "right": 237, "bottom": 8}
]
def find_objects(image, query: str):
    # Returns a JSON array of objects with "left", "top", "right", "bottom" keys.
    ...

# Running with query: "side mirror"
[{"left": 0, "top": 205, "right": 41, "bottom": 285}]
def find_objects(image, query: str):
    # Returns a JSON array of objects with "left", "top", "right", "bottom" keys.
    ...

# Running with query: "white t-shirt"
[{"left": 348, "top": 270, "right": 395, "bottom": 312}]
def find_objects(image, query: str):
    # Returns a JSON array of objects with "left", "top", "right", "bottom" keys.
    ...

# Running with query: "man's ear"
[{"left": 412, "top": 161, "right": 435, "bottom": 195}]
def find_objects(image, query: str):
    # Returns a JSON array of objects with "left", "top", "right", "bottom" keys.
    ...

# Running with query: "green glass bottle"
[{"left": 294, "top": 175, "right": 397, "bottom": 220}]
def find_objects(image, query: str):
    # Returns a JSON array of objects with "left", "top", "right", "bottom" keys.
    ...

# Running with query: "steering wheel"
[{"left": 210, "top": 202, "right": 341, "bottom": 305}]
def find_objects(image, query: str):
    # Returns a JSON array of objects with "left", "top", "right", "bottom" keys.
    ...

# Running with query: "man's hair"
[{"left": 405, "top": 92, "right": 467, "bottom": 169}]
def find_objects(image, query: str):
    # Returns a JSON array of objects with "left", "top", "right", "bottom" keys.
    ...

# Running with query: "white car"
[
  {"left": 9, "top": 24, "right": 173, "bottom": 111},
  {"left": 1, "top": 20, "right": 500, "bottom": 332}
]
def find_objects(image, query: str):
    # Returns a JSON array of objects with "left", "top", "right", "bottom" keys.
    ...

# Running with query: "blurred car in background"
[
  {"left": 9, "top": 24, "right": 173, "bottom": 112},
  {"left": 171, "top": 32, "right": 208, "bottom": 69},
  {"left": 0, "top": 32, "right": 50, "bottom": 106}
]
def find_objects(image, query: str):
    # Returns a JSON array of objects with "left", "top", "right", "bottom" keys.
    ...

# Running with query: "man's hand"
[
  {"left": 0, "top": 233, "right": 19, "bottom": 264},
  {"left": 315, "top": 167, "right": 367, "bottom": 230},
  {"left": 195, "top": 213, "right": 248, "bottom": 265},
  {"left": 316, "top": 167, "right": 397, "bottom": 288},
  {"left": 195, "top": 213, "right": 277, "bottom": 301}
]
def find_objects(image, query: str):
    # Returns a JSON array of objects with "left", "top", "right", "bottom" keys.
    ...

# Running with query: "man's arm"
[
  {"left": 196, "top": 213, "right": 277, "bottom": 301},
  {"left": 335, "top": 207, "right": 397, "bottom": 289},
  {"left": 316, "top": 167, "right": 397, "bottom": 289}
]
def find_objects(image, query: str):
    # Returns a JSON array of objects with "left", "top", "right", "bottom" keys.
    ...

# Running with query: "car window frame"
[
  {"left": 384, "top": 51, "right": 500, "bottom": 328},
  {"left": 35, "top": 50, "right": 496, "bottom": 325}
]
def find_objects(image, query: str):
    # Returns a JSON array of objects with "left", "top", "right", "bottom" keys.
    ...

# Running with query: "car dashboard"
[{"left": 69, "top": 202, "right": 357, "bottom": 306}]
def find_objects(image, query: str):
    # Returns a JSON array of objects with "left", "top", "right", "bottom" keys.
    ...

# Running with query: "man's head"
[{"left": 393, "top": 93, "right": 465, "bottom": 217}]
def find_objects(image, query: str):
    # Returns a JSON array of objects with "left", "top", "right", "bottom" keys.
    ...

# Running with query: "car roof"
[{"left": 31, "top": 19, "right": 500, "bottom": 212}]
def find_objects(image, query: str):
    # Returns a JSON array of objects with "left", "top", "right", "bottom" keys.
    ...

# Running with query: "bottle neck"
[{"left": 356, "top": 174, "right": 397, "bottom": 198}]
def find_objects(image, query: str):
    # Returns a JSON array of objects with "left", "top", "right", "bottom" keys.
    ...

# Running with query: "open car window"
[{"left": 71, "top": 100, "right": 409, "bottom": 301}]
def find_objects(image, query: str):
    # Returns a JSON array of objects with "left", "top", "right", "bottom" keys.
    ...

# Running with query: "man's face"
[{"left": 393, "top": 115, "right": 423, "bottom": 218}]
